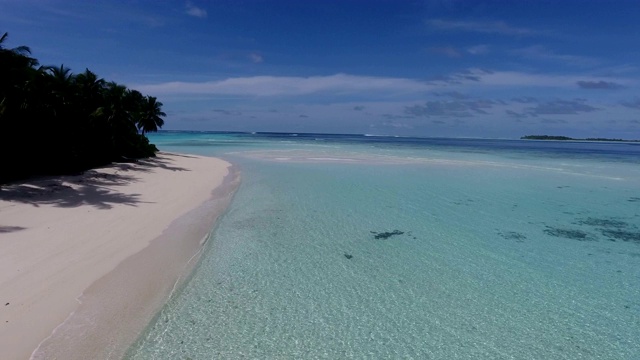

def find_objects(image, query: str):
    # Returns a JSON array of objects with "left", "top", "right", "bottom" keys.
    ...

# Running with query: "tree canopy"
[{"left": 0, "top": 32, "right": 166, "bottom": 183}]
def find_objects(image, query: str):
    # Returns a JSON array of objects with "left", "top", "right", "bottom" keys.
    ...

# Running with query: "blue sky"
[{"left": 3, "top": 0, "right": 640, "bottom": 138}]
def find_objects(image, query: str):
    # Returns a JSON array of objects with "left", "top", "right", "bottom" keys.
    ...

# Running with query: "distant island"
[{"left": 521, "top": 135, "right": 640, "bottom": 142}]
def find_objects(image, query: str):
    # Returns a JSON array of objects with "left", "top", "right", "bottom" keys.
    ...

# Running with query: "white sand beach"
[{"left": 0, "top": 152, "right": 238, "bottom": 360}]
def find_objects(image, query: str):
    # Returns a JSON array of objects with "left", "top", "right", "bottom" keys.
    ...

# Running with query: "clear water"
[{"left": 127, "top": 132, "right": 640, "bottom": 359}]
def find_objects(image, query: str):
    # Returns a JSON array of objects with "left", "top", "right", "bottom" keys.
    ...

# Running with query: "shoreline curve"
[{"left": 0, "top": 152, "right": 239, "bottom": 360}]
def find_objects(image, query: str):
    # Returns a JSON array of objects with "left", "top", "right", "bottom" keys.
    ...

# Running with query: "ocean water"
[{"left": 127, "top": 132, "right": 640, "bottom": 359}]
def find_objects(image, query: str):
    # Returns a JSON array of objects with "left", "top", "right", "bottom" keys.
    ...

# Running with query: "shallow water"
[{"left": 127, "top": 133, "right": 640, "bottom": 359}]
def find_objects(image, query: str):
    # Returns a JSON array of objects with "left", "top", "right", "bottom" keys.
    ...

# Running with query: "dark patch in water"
[
  {"left": 406, "top": 231, "right": 418, "bottom": 240},
  {"left": 544, "top": 227, "right": 593, "bottom": 241},
  {"left": 0, "top": 226, "right": 26, "bottom": 233},
  {"left": 628, "top": 197, "right": 640, "bottom": 203},
  {"left": 557, "top": 186, "right": 570, "bottom": 189},
  {"left": 600, "top": 229, "right": 640, "bottom": 243},
  {"left": 372, "top": 230, "right": 405, "bottom": 239},
  {"left": 453, "top": 199, "right": 475, "bottom": 206},
  {"left": 498, "top": 231, "right": 527, "bottom": 242},
  {"left": 344, "top": 253, "right": 353, "bottom": 259},
  {"left": 576, "top": 217, "right": 629, "bottom": 228}
]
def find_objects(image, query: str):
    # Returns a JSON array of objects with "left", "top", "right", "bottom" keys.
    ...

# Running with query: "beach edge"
[
  {"left": 0, "top": 152, "right": 238, "bottom": 360},
  {"left": 30, "top": 156, "right": 239, "bottom": 360}
]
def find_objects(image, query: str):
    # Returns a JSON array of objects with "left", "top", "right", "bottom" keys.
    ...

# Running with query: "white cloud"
[
  {"left": 185, "top": 2, "right": 207, "bottom": 18},
  {"left": 429, "top": 46, "right": 461, "bottom": 58},
  {"left": 135, "top": 74, "right": 434, "bottom": 97},
  {"left": 249, "top": 53, "right": 264, "bottom": 63},
  {"left": 621, "top": 98, "right": 640, "bottom": 109},
  {"left": 576, "top": 80, "right": 623, "bottom": 90},
  {"left": 511, "top": 45, "right": 597, "bottom": 67},
  {"left": 133, "top": 70, "right": 634, "bottom": 105},
  {"left": 445, "top": 68, "right": 631, "bottom": 89},
  {"left": 466, "top": 44, "right": 489, "bottom": 55},
  {"left": 426, "top": 19, "right": 539, "bottom": 36}
]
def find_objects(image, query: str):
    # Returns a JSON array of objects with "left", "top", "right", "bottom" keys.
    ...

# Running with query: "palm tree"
[
  {"left": 0, "top": 32, "right": 38, "bottom": 105},
  {"left": 75, "top": 69, "right": 105, "bottom": 98},
  {"left": 0, "top": 32, "right": 38, "bottom": 68},
  {"left": 1, "top": 33, "right": 161, "bottom": 182},
  {"left": 0, "top": 32, "right": 29, "bottom": 54},
  {"left": 96, "top": 82, "right": 135, "bottom": 130},
  {"left": 136, "top": 96, "right": 166, "bottom": 134},
  {"left": 46, "top": 64, "right": 73, "bottom": 107},
  {"left": 47, "top": 64, "right": 72, "bottom": 82},
  {"left": 0, "top": 33, "right": 43, "bottom": 180},
  {"left": 0, "top": 33, "right": 40, "bottom": 145},
  {"left": 74, "top": 68, "right": 105, "bottom": 118}
]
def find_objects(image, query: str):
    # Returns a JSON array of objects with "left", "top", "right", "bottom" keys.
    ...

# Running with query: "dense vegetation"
[
  {"left": 521, "top": 135, "right": 574, "bottom": 141},
  {"left": 521, "top": 135, "right": 639, "bottom": 142},
  {"left": 0, "top": 32, "right": 165, "bottom": 183}
]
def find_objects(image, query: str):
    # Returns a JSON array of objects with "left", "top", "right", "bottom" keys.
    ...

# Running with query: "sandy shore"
[{"left": 0, "top": 152, "right": 239, "bottom": 360}]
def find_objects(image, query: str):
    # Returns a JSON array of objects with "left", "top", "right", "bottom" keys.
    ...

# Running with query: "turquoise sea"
[{"left": 128, "top": 132, "right": 640, "bottom": 359}]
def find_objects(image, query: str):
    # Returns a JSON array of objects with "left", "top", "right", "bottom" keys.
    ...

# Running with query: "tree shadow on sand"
[
  {"left": 0, "top": 155, "right": 191, "bottom": 210},
  {"left": 1, "top": 169, "right": 145, "bottom": 210},
  {"left": 0, "top": 225, "right": 27, "bottom": 233},
  {"left": 97, "top": 154, "right": 191, "bottom": 174},
  {"left": 1, "top": 181, "right": 142, "bottom": 210},
  {"left": 136, "top": 154, "right": 191, "bottom": 172}
]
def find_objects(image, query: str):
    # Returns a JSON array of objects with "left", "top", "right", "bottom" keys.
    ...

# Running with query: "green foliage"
[
  {"left": 521, "top": 135, "right": 639, "bottom": 142},
  {"left": 521, "top": 135, "right": 574, "bottom": 141},
  {"left": 0, "top": 32, "right": 167, "bottom": 183}
]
